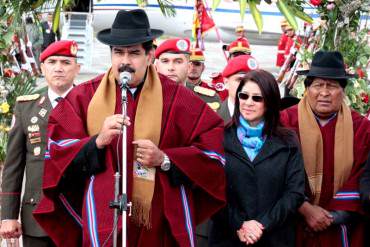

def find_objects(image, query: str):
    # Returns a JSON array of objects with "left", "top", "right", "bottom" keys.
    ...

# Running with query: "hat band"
[
  {"left": 110, "top": 28, "right": 152, "bottom": 39},
  {"left": 308, "top": 65, "right": 346, "bottom": 77}
]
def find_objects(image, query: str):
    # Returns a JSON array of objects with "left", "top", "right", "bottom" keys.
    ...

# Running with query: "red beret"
[
  {"left": 228, "top": 38, "right": 251, "bottom": 54},
  {"left": 155, "top": 38, "right": 190, "bottom": 59},
  {"left": 222, "top": 55, "right": 259, "bottom": 78},
  {"left": 40, "top": 40, "right": 78, "bottom": 62},
  {"left": 190, "top": 48, "right": 205, "bottom": 62}
]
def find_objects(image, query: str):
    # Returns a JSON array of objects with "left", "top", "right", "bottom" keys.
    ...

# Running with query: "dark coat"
[
  {"left": 41, "top": 21, "right": 60, "bottom": 51},
  {"left": 210, "top": 125, "right": 305, "bottom": 247},
  {"left": 217, "top": 100, "right": 231, "bottom": 123},
  {"left": 1, "top": 92, "right": 51, "bottom": 237}
]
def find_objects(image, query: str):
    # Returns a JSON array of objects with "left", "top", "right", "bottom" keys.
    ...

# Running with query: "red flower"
[
  {"left": 356, "top": 68, "right": 365, "bottom": 79},
  {"left": 361, "top": 93, "right": 369, "bottom": 104},
  {"left": 310, "top": 0, "right": 322, "bottom": 6},
  {"left": 3, "top": 68, "right": 14, "bottom": 78}
]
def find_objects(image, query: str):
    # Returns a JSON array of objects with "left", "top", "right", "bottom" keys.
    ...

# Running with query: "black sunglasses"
[{"left": 237, "top": 92, "right": 264, "bottom": 102}]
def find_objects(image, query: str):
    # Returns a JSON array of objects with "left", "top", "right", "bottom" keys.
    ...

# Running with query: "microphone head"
[{"left": 119, "top": 71, "right": 132, "bottom": 86}]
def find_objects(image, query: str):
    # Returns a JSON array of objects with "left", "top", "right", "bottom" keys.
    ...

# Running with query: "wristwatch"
[{"left": 160, "top": 154, "right": 171, "bottom": 171}]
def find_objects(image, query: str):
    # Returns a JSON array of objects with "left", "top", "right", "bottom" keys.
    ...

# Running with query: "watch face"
[{"left": 161, "top": 160, "right": 171, "bottom": 171}]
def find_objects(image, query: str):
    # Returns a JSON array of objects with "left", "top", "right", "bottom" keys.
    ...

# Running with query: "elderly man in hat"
[
  {"left": 33, "top": 9, "right": 226, "bottom": 247},
  {"left": 281, "top": 51, "right": 370, "bottom": 247},
  {"left": 217, "top": 54, "right": 259, "bottom": 122},
  {"left": 0, "top": 40, "right": 80, "bottom": 247},
  {"left": 154, "top": 37, "right": 191, "bottom": 85},
  {"left": 186, "top": 48, "right": 221, "bottom": 111}
]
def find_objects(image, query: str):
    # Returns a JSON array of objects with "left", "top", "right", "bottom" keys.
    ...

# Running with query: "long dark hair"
[{"left": 230, "top": 69, "right": 291, "bottom": 140}]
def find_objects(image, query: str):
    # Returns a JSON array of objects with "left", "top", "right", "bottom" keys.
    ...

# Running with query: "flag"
[{"left": 192, "top": 0, "right": 215, "bottom": 49}]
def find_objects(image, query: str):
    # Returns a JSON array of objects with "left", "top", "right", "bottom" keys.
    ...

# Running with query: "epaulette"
[
  {"left": 194, "top": 86, "right": 216, "bottom": 97},
  {"left": 207, "top": 102, "right": 220, "bottom": 111},
  {"left": 16, "top": 94, "right": 40, "bottom": 102}
]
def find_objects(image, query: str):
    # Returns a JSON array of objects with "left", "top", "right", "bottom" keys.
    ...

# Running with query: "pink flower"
[{"left": 327, "top": 3, "right": 335, "bottom": 10}]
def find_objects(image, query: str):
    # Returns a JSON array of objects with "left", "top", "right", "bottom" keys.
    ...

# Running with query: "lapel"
[
  {"left": 225, "top": 125, "right": 253, "bottom": 167},
  {"left": 225, "top": 125, "right": 287, "bottom": 167},
  {"left": 36, "top": 92, "right": 52, "bottom": 124}
]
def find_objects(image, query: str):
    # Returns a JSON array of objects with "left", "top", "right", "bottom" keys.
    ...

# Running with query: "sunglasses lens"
[
  {"left": 238, "top": 92, "right": 263, "bottom": 102},
  {"left": 238, "top": 92, "right": 249, "bottom": 100},
  {"left": 252, "top": 96, "right": 264, "bottom": 102}
]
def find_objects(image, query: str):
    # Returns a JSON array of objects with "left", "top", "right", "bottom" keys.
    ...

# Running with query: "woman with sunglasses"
[{"left": 211, "top": 70, "right": 305, "bottom": 246}]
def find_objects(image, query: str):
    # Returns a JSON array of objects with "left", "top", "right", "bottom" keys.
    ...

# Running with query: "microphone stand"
[{"left": 109, "top": 79, "right": 132, "bottom": 247}]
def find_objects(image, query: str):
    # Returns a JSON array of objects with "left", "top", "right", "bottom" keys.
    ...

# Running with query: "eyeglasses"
[{"left": 237, "top": 92, "right": 264, "bottom": 102}]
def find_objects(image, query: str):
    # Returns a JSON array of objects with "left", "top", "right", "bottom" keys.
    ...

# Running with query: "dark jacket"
[
  {"left": 210, "top": 125, "right": 305, "bottom": 247},
  {"left": 217, "top": 100, "right": 231, "bottom": 123}
]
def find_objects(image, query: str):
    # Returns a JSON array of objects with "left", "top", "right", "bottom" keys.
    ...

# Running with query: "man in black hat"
[
  {"left": 33, "top": 9, "right": 226, "bottom": 247},
  {"left": 281, "top": 50, "right": 370, "bottom": 247}
]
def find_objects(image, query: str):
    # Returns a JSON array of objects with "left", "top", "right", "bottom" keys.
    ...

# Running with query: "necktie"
[{"left": 55, "top": 97, "right": 63, "bottom": 102}]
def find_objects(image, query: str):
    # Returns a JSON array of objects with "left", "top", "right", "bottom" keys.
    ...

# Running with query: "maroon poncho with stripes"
[
  {"left": 281, "top": 105, "right": 370, "bottom": 247},
  {"left": 33, "top": 74, "right": 226, "bottom": 247}
]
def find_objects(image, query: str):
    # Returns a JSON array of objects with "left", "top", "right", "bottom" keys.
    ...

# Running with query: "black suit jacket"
[{"left": 41, "top": 21, "right": 60, "bottom": 51}]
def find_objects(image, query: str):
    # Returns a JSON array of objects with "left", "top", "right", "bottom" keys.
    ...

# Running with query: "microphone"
[{"left": 119, "top": 71, "right": 132, "bottom": 89}]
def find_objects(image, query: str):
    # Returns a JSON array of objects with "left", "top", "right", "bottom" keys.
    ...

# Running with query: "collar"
[
  {"left": 313, "top": 111, "right": 338, "bottom": 126},
  {"left": 48, "top": 86, "right": 73, "bottom": 108},
  {"left": 227, "top": 98, "right": 235, "bottom": 117}
]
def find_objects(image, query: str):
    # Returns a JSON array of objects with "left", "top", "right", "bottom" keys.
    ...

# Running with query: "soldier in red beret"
[
  {"left": 217, "top": 54, "right": 259, "bottom": 122},
  {"left": 0, "top": 40, "right": 80, "bottom": 247},
  {"left": 155, "top": 38, "right": 191, "bottom": 85}
]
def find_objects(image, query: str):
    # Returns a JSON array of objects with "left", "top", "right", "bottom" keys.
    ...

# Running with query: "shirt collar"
[{"left": 48, "top": 86, "right": 73, "bottom": 108}]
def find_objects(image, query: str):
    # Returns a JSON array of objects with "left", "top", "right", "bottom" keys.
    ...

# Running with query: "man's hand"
[
  {"left": 299, "top": 201, "right": 333, "bottom": 232},
  {"left": 96, "top": 114, "right": 131, "bottom": 149},
  {"left": 0, "top": 220, "right": 22, "bottom": 239},
  {"left": 132, "top": 139, "right": 164, "bottom": 167},
  {"left": 237, "top": 220, "right": 264, "bottom": 245}
]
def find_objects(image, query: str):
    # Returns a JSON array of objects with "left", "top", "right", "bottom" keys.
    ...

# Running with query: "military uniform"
[
  {"left": 186, "top": 81, "right": 221, "bottom": 111},
  {"left": 1, "top": 93, "right": 54, "bottom": 245}
]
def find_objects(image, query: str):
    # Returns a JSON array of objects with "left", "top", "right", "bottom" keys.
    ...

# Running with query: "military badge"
[
  {"left": 215, "top": 82, "right": 226, "bottom": 91},
  {"left": 176, "top": 39, "right": 189, "bottom": 51},
  {"left": 30, "top": 137, "right": 42, "bottom": 144},
  {"left": 247, "top": 58, "right": 259, "bottom": 70},
  {"left": 28, "top": 132, "right": 41, "bottom": 139},
  {"left": 33, "top": 147, "right": 41, "bottom": 156},
  {"left": 38, "top": 108, "right": 48, "bottom": 118},
  {"left": 70, "top": 42, "right": 78, "bottom": 56},
  {"left": 28, "top": 125, "right": 40, "bottom": 132},
  {"left": 30, "top": 116, "right": 38, "bottom": 124}
]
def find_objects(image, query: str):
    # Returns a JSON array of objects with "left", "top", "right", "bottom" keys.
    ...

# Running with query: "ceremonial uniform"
[
  {"left": 186, "top": 82, "right": 221, "bottom": 111},
  {"left": 276, "top": 19, "right": 289, "bottom": 67},
  {"left": 1, "top": 93, "right": 54, "bottom": 246},
  {"left": 0, "top": 40, "right": 79, "bottom": 247},
  {"left": 186, "top": 48, "right": 221, "bottom": 111}
]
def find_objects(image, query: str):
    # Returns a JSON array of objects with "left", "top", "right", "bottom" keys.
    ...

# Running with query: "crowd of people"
[{"left": 0, "top": 8, "right": 369, "bottom": 247}]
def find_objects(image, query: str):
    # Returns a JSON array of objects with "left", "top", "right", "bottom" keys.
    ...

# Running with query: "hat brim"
[
  {"left": 296, "top": 69, "right": 356, "bottom": 79},
  {"left": 97, "top": 28, "right": 164, "bottom": 46}
]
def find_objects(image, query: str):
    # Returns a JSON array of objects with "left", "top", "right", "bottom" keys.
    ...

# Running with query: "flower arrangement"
[
  {"left": 292, "top": 0, "right": 370, "bottom": 114},
  {"left": 0, "top": 1, "right": 37, "bottom": 162}
]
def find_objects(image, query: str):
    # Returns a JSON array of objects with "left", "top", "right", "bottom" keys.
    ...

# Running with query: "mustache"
[{"left": 118, "top": 64, "right": 136, "bottom": 73}]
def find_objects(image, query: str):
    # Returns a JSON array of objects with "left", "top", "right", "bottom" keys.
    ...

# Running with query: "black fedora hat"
[
  {"left": 97, "top": 9, "right": 164, "bottom": 46},
  {"left": 296, "top": 50, "right": 355, "bottom": 79}
]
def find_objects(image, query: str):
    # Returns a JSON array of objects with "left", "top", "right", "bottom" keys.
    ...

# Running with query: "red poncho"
[
  {"left": 34, "top": 73, "right": 226, "bottom": 247},
  {"left": 281, "top": 105, "right": 370, "bottom": 247}
]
